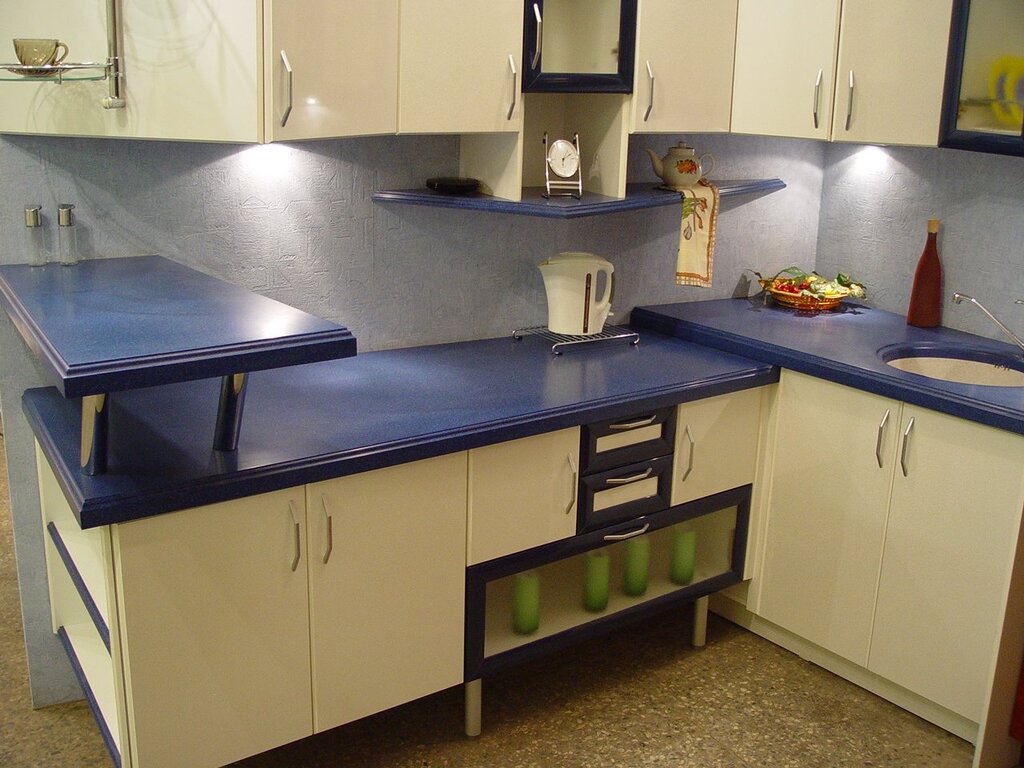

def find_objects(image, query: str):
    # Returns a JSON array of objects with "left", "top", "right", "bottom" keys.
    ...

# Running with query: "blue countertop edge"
[
  {"left": 631, "top": 300, "right": 1024, "bottom": 435},
  {"left": 23, "top": 333, "right": 778, "bottom": 529}
]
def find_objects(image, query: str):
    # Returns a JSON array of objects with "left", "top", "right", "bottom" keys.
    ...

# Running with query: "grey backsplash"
[{"left": 1, "top": 126, "right": 1022, "bottom": 706}]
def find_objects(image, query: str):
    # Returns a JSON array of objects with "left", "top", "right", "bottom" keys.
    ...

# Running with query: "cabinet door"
[
  {"left": 469, "top": 428, "right": 581, "bottom": 565},
  {"left": 308, "top": 453, "right": 467, "bottom": 732},
  {"left": 755, "top": 372, "right": 897, "bottom": 666},
  {"left": 731, "top": 0, "right": 841, "bottom": 139},
  {"left": 112, "top": 489, "right": 312, "bottom": 768},
  {"left": 631, "top": 0, "right": 738, "bottom": 133},
  {"left": 267, "top": 0, "right": 398, "bottom": 140},
  {"left": 830, "top": 0, "right": 953, "bottom": 146},
  {"left": 869, "top": 408, "right": 1024, "bottom": 721},
  {"left": 398, "top": 0, "right": 523, "bottom": 133},
  {"left": 672, "top": 387, "right": 763, "bottom": 505}
]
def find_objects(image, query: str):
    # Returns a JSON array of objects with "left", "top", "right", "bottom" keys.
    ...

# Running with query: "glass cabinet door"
[{"left": 941, "top": 0, "right": 1024, "bottom": 156}]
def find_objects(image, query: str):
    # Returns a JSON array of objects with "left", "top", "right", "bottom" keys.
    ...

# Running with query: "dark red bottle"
[{"left": 907, "top": 219, "right": 942, "bottom": 327}]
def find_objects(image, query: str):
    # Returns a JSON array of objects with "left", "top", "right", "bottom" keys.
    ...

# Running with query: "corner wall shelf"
[{"left": 372, "top": 179, "right": 786, "bottom": 219}]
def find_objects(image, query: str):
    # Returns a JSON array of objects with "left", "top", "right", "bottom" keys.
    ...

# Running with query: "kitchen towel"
[{"left": 675, "top": 179, "right": 719, "bottom": 287}]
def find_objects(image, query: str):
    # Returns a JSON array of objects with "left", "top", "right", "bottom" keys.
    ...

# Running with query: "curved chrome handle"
[
  {"left": 288, "top": 500, "right": 301, "bottom": 572},
  {"left": 606, "top": 467, "right": 654, "bottom": 486},
  {"left": 812, "top": 68, "right": 823, "bottom": 129},
  {"left": 531, "top": 3, "right": 543, "bottom": 70},
  {"left": 900, "top": 417, "right": 915, "bottom": 477},
  {"left": 609, "top": 414, "right": 657, "bottom": 430},
  {"left": 875, "top": 409, "right": 890, "bottom": 468},
  {"left": 681, "top": 425, "right": 695, "bottom": 481},
  {"left": 320, "top": 494, "right": 333, "bottom": 564},
  {"left": 507, "top": 54, "right": 517, "bottom": 121},
  {"left": 279, "top": 50, "right": 293, "bottom": 127},
  {"left": 644, "top": 60, "right": 655, "bottom": 122},
  {"left": 603, "top": 523, "right": 650, "bottom": 542},
  {"left": 565, "top": 453, "right": 578, "bottom": 515},
  {"left": 845, "top": 70, "right": 855, "bottom": 131}
]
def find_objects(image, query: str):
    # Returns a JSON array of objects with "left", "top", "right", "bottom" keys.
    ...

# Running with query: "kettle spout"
[{"left": 645, "top": 148, "right": 663, "bottom": 179}]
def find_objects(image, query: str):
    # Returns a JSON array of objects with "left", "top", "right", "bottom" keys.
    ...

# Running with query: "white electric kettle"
[{"left": 538, "top": 252, "right": 615, "bottom": 335}]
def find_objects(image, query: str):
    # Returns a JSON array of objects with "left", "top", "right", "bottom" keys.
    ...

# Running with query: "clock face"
[{"left": 547, "top": 138, "right": 580, "bottom": 179}]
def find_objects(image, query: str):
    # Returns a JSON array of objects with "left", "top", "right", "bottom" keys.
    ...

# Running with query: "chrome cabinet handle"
[
  {"left": 609, "top": 414, "right": 657, "bottom": 430},
  {"left": 812, "top": 68, "right": 823, "bottom": 129},
  {"left": 606, "top": 467, "right": 654, "bottom": 486},
  {"left": 507, "top": 55, "right": 517, "bottom": 121},
  {"left": 531, "top": 3, "right": 543, "bottom": 70},
  {"left": 643, "top": 60, "right": 655, "bottom": 122},
  {"left": 900, "top": 417, "right": 915, "bottom": 477},
  {"left": 288, "top": 500, "right": 301, "bottom": 571},
  {"left": 320, "top": 494, "right": 333, "bottom": 564},
  {"left": 845, "top": 70, "right": 855, "bottom": 131},
  {"left": 875, "top": 409, "right": 890, "bottom": 468},
  {"left": 604, "top": 523, "right": 650, "bottom": 542},
  {"left": 279, "top": 50, "right": 293, "bottom": 127},
  {"left": 565, "top": 453, "right": 578, "bottom": 515},
  {"left": 681, "top": 425, "right": 695, "bottom": 481}
]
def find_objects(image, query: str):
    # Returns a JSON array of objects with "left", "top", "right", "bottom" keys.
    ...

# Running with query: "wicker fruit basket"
[{"left": 768, "top": 287, "right": 846, "bottom": 311}]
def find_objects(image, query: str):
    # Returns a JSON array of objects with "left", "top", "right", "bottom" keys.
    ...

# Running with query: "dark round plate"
[{"left": 426, "top": 177, "right": 480, "bottom": 195}]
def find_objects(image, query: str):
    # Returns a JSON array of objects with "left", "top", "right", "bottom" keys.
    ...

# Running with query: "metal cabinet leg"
[
  {"left": 465, "top": 679, "right": 481, "bottom": 738},
  {"left": 692, "top": 595, "right": 709, "bottom": 648}
]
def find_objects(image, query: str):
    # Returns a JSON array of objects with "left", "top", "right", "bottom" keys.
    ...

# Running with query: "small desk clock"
[{"left": 543, "top": 132, "right": 582, "bottom": 199}]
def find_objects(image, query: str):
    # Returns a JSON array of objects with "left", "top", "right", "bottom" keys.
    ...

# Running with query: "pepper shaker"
[{"left": 57, "top": 203, "right": 79, "bottom": 266}]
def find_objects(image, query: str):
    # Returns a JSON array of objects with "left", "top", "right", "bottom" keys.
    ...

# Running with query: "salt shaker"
[
  {"left": 24, "top": 205, "right": 46, "bottom": 266},
  {"left": 57, "top": 203, "right": 79, "bottom": 266}
]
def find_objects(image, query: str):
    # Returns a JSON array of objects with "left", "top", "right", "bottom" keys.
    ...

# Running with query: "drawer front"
[
  {"left": 582, "top": 406, "right": 676, "bottom": 474},
  {"left": 579, "top": 455, "right": 673, "bottom": 533}
]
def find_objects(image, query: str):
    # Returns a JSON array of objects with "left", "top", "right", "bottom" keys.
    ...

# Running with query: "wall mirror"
[{"left": 523, "top": 0, "right": 637, "bottom": 93}]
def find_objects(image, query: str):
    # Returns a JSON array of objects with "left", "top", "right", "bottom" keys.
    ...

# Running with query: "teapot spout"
[{"left": 645, "top": 148, "right": 663, "bottom": 179}]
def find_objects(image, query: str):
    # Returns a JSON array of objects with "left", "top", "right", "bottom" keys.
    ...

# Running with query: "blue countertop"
[
  {"left": 632, "top": 298, "right": 1024, "bottom": 435},
  {"left": 0, "top": 256, "right": 356, "bottom": 397},
  {"left": 24, "top": 331, "right": 776, "bottom": 528}
]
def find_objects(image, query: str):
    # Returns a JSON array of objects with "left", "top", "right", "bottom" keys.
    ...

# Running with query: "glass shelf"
[
  {"left": 372, "top": 179, "right": 786, "bottom": 220},
  {"left": 0, "top": 62, "right": 110, "bottom": 82}
]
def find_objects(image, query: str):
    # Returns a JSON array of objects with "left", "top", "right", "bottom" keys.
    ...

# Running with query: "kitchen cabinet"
[
  {"left": 754, "top": 371, "right": 1024, "bottom": 723},
  {"left": 940, "top": 0, "right": 1024, "bottom": 158},
  {"left": 630, "top": 0, "right": 738, "bottom": 133},
  {"left": 468, "top": 428, "right": 581, "bottom": 565},
  {"left": 398, "top": 0, "right": 523, "bottom": 134},
  {"left": 307, "top": 453, "right": 466, "bottom": 732},
  {"left": 731, "top": 0, "right": 953, "bottom": 146},
  {"left": 265, "top": 0, "right": 399, "bottom": 140}
]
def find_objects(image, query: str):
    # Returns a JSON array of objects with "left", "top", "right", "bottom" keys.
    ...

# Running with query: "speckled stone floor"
[{"left": 0, "top": 420, "right": 974, "bottom": 768}]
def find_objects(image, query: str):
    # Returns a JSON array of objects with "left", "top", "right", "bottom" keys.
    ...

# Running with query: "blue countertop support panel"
[
  {"left": 23, "top": 331, "right": 777, "bottom": 528},
  {"left": 632, "top": 298, "right": 1024, "bottom": 435},
  {"left": 0, "top": 255, "right": 357, "bottom": 397}
]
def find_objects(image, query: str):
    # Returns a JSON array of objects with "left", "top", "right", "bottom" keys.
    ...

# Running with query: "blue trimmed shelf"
[{"left": 372, "top": 179, "right": 786, "bottom": 219}]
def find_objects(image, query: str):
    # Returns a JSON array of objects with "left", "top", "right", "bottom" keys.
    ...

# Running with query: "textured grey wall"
[
  {"left": 0, "top": 130, "right": 820, "bottom": 705},
  {"left": 817, "top": 144, "right": 1024, "bottom": 338}
]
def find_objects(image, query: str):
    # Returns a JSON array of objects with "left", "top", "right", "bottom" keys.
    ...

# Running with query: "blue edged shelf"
[{"left": 372, "top": 179, "right": 786, "bottom": 219}]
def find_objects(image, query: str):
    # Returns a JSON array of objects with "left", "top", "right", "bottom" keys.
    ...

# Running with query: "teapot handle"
[{"left": 698, "top": 153, "right": 715, "bottom": 180}]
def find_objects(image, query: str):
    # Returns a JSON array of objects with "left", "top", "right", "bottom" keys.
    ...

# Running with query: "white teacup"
[{"left": 13, "top": 38, "right": 69, "bottom": 68}]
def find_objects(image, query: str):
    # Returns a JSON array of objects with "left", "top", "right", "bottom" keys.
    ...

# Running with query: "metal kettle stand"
[{"left": 512, "top": 324, "right": 639, "bottom": 355}]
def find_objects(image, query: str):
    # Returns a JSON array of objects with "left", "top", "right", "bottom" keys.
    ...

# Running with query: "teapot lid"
[{"left": 668, "top": 142, "right": 695, "bottom": 153}]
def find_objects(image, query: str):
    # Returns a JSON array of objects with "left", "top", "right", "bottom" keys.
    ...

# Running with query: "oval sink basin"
[{"left": 879, "top": 344, "right": 1024, "bottom": 387}]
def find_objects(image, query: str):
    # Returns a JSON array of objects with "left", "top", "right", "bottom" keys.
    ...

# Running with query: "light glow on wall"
[
  {"left": 849, "top": 145, "right": 892, "bottom": 178},
  {"left": 236, "top": 142, "right": 301, "bottom": 182}
]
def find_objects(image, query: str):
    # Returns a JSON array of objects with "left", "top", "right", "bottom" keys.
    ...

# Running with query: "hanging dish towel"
[{"left": 675, "top": 179, "right": 719, "bottom": 287}]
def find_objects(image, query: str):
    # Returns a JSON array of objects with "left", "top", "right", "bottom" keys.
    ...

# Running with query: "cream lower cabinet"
[
  {"left": 468, "top": 428, "right": 581, "bottom": 565},
  {"left": 307, "top": 453, "right": 467, "bottom": 732},
  {"left": 754, "top": 371, "right": 1024, "bottom": 724}
]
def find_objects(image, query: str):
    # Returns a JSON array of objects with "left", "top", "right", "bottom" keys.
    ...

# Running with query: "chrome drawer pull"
[
  {"left": 845, "top": 69, "right": 855, "bottom": 131},
  {"left": 605, "top": 467, "right": 654, "bottom": 485},
  {"left": 507, "top": 55, "right": 517, "bottom": 121},
  {"left": 900, "top": 417, "right": 915, "bottom": 477},
  {"left": 288, "top": 500, "right": 301, "bottom": 572},
  {"left": 279, "top": 50, "right": 293, "bottom": 127},
  {"left": 565, "top": 453, "right": 578, "bottom": 515},
  {"left": 681, "top": 425, "right": 695, "bottom": 481},
  {"left": 603, "top": 523, "right": 650, "bottom": 542},
  {"left": 644, "top": 60, "right": 655, "bottom": 122},
  {"left": 812, "top": 68, "right": 823, "bottom": 129},
  {"left": 320, "top": 494, "right": 333, "bottom": 564},
  {"left": 875, "top": 409, "right": 890, "bottom": 468},
  {"left": 531, "top": 3, "right": 543, "bottom": 70},
  {"left": 608, "top": 415, "right": 657, "bottom": 430}
]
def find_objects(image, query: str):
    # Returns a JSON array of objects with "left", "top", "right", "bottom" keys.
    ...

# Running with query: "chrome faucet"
[{"left": 951, "top": 292, "right": 1024, "bottom": 355}]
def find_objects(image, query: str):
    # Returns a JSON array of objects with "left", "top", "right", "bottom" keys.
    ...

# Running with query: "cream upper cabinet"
[
  {"left": 112, "top": 488, "right": 313, "bottom": 768},
  {"left": 266, "top": 0, "right": 399, "bottom": 140},
  {"left": 731, "top": 0, "right": 841, "bottom": 140},
  {"left": 630, "top": 0, "right": 738, "bottom": 134},
  {"left": 468, "top": 428, "right": 581, "bottom": 565},
  {"left": 868, "top": 406, "right": 1024, "bottom": 722},
  {"left": 829, "top": 0, "right": 953, "bottom": 146},
  {"left": 398, "top": 0, "right": 523, "bottom": 134},
  {"left": 306, "top": 453, "right": 467, "bottom": 733}
]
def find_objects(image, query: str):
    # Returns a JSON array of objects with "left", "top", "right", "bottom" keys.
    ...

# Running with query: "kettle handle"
[{"left": 593, "top": 266, "right": 615, "bottom": 324}]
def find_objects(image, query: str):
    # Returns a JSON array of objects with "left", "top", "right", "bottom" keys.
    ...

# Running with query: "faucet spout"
[{"left": 952, "top": 292, "right": 1024, "bottom": 355}]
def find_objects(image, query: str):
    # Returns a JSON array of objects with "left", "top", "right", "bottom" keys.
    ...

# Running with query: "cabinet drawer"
[
  {"left": 582, "top": 406, "right": 675, "bottom": 474},
  {"left": 579, "top": 455, "right": 673, "bottom": 533}
]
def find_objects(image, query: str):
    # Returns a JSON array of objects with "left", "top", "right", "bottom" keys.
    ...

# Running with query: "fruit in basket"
[{"left": 753, "top": 267, "right": 866, "bottom": 308}]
